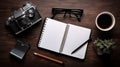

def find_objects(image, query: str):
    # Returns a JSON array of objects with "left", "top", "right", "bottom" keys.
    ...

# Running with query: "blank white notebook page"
[
  {"left": 61, "top": 24, "right": 91, "bottom": 59},
  {"left": 38, "top": 18, "right": 67, "bottom": 53}
]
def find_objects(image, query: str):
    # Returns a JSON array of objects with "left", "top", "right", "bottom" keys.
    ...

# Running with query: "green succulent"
[{"left": 94, "top": 38, "right": 115, "bottom": 55}]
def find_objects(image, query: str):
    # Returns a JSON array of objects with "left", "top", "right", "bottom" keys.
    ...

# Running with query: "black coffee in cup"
[
  {"left": 95, "top": 12, "right": 115, "bottom": 31},
  {"left": 97, "top": 14, "right": 112, "bottom": 29}
]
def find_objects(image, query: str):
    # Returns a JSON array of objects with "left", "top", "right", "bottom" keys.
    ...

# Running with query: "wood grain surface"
[{"left": 0, "top": 0, "right": 120, "bottom": 67}]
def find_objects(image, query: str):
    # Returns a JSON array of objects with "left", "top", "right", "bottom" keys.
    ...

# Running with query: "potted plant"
[{"left": 94, "top": 38, "right": 115, "bottom": 56}]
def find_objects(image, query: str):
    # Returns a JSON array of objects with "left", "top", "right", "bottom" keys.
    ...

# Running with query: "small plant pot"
[{"left": 93, "top": 38, "right": 115, "bottom": 56}]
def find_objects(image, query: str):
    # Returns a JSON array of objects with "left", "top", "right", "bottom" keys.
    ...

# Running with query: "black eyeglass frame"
[{"left": 51, "top": 8, "right": 84, "bottom": 22}]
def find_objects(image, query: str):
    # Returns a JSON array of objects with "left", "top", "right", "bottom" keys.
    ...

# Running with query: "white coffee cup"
[{"left": 95, "top": 11, "right": 115, "bottom": 31}]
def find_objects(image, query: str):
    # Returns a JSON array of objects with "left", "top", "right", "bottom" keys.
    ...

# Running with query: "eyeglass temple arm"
[
  {"left": 51, "top": 8, "right": 57, "bottom": 19},
  {"left": 73, "top": 10, "right": 83, "bottom": 22}
]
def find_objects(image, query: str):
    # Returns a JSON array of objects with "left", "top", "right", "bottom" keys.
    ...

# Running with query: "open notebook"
[{"left": 38, "top": 18, "right": 91, "bottom": 59}]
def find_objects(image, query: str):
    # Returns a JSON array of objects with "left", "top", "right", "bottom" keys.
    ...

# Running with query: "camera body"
[{"left": 6, "top": 2, "right": 42, "bottom": 35}]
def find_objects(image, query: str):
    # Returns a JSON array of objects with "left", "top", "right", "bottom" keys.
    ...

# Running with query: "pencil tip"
[
  {"left": 71, "top": 52, "right": 74, "bottom": 54},
  {"left": 33, "top": 52, "right": 37, "bottom": 55}
]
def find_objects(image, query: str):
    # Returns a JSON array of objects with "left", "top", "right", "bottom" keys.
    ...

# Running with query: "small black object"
[
  {"left": 10, "top": 40, "right": 30, "bottom": 60},
  {"left": 51, "top": 8, "right": 83, "bottom": 22},
  {"left": 71, "top": 38, "right": 91, "bottom": 54},
  {"left": 6, "top": 2, "right": 42, "bottom": 35}
]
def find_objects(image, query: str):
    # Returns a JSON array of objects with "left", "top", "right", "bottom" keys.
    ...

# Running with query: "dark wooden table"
[{"left": 0, "top": 0, "right": 120, "bottom": 67}]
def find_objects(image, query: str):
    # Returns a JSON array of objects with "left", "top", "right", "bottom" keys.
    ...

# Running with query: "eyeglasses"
[{"left": 51, "top": 8, "right": 83, "bottom": 22}]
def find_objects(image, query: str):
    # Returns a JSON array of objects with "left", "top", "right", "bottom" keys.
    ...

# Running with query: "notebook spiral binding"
[{"left": 38, "top": 18, "right": 48, "bottom": 45}]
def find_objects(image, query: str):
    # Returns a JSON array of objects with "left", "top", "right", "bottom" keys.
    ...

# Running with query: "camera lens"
[{"left": 28, "top": 9, "right": 34, "bottom": 18}]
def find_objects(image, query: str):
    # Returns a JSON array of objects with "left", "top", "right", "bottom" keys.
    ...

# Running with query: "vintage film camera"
[{"left": 6, "top": 2, "right": 42, "bottom": 35}]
